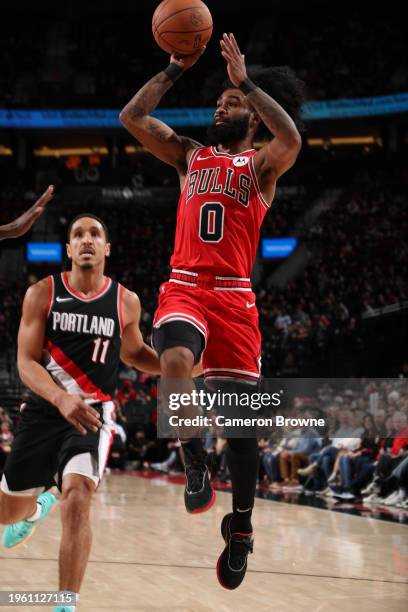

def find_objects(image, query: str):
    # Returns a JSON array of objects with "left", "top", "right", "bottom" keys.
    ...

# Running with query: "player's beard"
[{"left": 206, "top": 115, "right": 250, "bottom": 146}]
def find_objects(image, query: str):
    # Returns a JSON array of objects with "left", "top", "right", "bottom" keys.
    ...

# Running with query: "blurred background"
[{"left": 0, "top": 0, "right": 407, "bottom": 510}]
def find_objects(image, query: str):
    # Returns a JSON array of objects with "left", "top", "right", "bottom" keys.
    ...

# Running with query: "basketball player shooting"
[
  {"left": 0, "top": 185, "right": 54, "bottom": 240},
  {"left": 120, "top": 32, "right": 305, "bottom": 589},
  {"left": 0, "top": 214, "right": 161, "bottom": 612}
]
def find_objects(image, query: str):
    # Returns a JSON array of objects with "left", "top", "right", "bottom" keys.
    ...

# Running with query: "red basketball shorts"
[{"left": 153, "top": 277, "right": 261, "bottom": 383}]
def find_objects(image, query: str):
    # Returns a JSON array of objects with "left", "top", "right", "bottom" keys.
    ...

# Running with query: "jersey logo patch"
[
  {"left": 246, "top": 301, "right": 256, "bottom": 309},
  {"left": 233, "top": 156, "right": 249, "bottom": 167},
  {"left": 56, "top": 296, "right": 74, "bottom": 303}
]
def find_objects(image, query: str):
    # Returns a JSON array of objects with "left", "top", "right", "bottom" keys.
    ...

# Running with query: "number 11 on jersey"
[{"left": 92, "top": 338, "right": 110, "bottom": 364}]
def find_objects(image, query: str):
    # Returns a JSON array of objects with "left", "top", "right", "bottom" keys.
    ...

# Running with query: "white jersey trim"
[
  {"left": 248, "top": 156, "right": 270, "bottom": 210},
  {"left": 171, "top": 269, "right": 198, "bottom": 276},
  {"left": 61, "top": 273, "right": 112, "bottom": 303},
  {"left": 62, "top": 452, "right": 99, "bottom": 487},
  {"left": 169, "top": 279, "right": 197, "bottom": 287},
  {"left": 204, "top": 375, "right": 259, "bottom": 386},
  {"left": 44, "top": 353, "right": 106, "bottom": 402},
  {"left": 46, "top": 275, "right": 55, "bottom": 319},
  {"left": 44, "top": 351, "right": 84, "bottom": 395},
  {"left": 154, "top": 312, "right": 207, "bottom": 338},
  {"left": 215, "top": 276, "right": 251, "bottom": 281},
  {"left": 187, "top": 146, "right": 204, "bottom": 173},
  {"left": 204, "top": 367, "right": 260, "bottom": 377},
  {"left": 98, "top": 402, "right": 115, "bottom": 480},
  {"left": 211, "top": 146, "right": 255, "bottom": 157},
  {"left": 213, "top": 287, "right": 252, "bottom": 292},
  {"left": 0, "top": 474, "right": 45, "bottom": 497}
]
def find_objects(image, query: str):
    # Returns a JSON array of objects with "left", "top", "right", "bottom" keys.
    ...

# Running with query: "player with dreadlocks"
[{"left": 120, "top": 32, "right": 306, "bottom": 589}]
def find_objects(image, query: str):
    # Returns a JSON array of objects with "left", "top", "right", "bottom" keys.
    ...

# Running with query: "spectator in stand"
[
  {"left": 127, "top": 429, "right": 157, "bottom": 468},
  {"left": 373, "top": 408, "right": 386, "bottom": 433},
  {"left": 116, "top": 379, "right": 137, "bottom": 409},
  {"left": 279, "top": 419, "right": 322, "bottom": 488},
  {"left": 363, "top": 411, "right": 408, "bottom": 504},
  {"left": 385, "top": 456, "right": 408, "bottom": 508},
  {"left": 297, "top": 410, "right": 361, "bottom": 490},
  {"left": 118, "top": 365, "right": 138, "bottom": 385},
  {"left": 107, "top": 411, "right": 127, "bottom": 471},
  {"left": 150, "top": 440, "right": 182, "bottom": 474},
  {"left": 330, "top": 415, "right": 379, "bottom": 499}
]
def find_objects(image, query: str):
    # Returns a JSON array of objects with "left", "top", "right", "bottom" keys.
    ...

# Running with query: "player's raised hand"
[
  {"left": 55, "top": 392, "right": 102, "bottom": 435},
  {"left": 0, "top": 185, "right": 54, "bottom": 240},
  {"left": 220, "top": 33, "right": 247, "bottom": 87},
  {"left": 170, "top": 46, "right": 206, "bottom": 71}
]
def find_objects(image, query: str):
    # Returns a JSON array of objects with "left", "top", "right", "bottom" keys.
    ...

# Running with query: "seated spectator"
[
  {"left": 279, "top": 420, "right": 322, "bottom": 488},
  {"left": 382, "top": 456, "right": 408, "bottom": 508},
  {"left": 116, "top": 379, "right": 137, "bottom": 408},
  {"left": 330, "top": 418, "right": 379, "bottom": 499},
  {"left": 127, "top": 429, "right": 156, "bottom": 467},
  {"left": 363, "top": 411, "right": 408, "bottom": 504},
  {"left": 107, "top": 411, "right": 127, "bottom": 471},
  {"left": 150, "top": 440, "right": 182, "bottom": 473},
  {"left": 298, "top": 432, "right": 361, "bottom": 492}
]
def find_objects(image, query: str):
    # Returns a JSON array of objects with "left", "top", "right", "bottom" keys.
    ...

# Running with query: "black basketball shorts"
[{"left": 1, "top": 400, "right": 113, "bottom": 496}]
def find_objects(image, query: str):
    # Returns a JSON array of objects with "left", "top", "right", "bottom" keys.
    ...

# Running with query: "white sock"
[{"left": 26, "top": 502, "right": 42, "bottom": 522}]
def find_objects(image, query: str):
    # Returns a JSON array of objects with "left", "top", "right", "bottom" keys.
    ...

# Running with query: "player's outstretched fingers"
[
  {"left": 71, "top": 418, "right": 87, "bottom": 436},
  {"left": 31, "top": 185, "right": 55, "bottom": 215},
  {"left": 78, "top": 402, "right": 102, "bottom": 432},
  {"left": 229, "top": 33, "right": 242, "bottom": 54}
]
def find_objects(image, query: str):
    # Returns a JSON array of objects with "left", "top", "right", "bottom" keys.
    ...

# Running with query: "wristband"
[
  {"left": 239, "top": 78, "right": 258, "bottom": 95},
  {"left": 164, "top": 63, "right": 184, "bottom": 83}
]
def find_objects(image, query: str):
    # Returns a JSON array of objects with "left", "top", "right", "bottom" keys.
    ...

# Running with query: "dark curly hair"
[{"left": 223, "top": 65, "right": 307, "bottom": 134}]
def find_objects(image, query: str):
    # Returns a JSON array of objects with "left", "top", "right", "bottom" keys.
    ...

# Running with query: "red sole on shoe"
[
  {"left": 190, "top": 488, "right": 216, "bottom": 514},
  {"left": 216, "top": 554, "right": 235, "bottom": 590}
]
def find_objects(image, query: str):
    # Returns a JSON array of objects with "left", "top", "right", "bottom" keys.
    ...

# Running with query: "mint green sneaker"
[{"left": 2, "top": 491, "right": 56, "bottom": 548}]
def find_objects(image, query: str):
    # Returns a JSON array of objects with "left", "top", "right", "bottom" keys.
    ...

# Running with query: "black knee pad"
[
  {"left": 152, "top": 321, "right": 204, "bottom": 365},
  {"left": 204, "top": 379, "right": 260, "bottom": 438},
  {"left": 227, "top": 437, "right": 258, "bottom": 454}
]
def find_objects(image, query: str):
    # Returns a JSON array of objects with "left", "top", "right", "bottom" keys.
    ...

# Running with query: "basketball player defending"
[
  {"left": 120, "top": 33, "right": 304, "bottom": 589},
  {"left": 0, "top": 185, "right": 54, "bottom": 240},
  {"left": 0, "top": 214, "right": 161, "bottom": 612}
]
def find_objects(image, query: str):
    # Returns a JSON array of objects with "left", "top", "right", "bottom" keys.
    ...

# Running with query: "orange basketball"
[{"left": 152, "top": 0, "right": 213, "bottom": 56}]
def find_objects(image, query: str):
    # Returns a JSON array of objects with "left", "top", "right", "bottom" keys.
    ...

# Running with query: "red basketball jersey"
[{"left": 170, "top": 146, "right": 270, "bottom": 277}]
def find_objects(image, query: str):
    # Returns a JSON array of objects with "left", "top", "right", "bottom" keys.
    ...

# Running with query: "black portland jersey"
[{"left": 43, "top": 273, "right": 124, "bottom": 400}]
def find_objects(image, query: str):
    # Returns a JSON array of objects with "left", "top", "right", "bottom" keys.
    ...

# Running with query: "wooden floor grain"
[{"left": 1, "top": 474, "right": 407, "bottom": 611}]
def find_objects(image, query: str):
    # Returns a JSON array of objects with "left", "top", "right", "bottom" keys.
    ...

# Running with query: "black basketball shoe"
[
  {"left": 216, "top": 513, "right": 254, "bottom": 590},
  {"left": 183, "top": 447, "right": 216, "bottom": 514}
]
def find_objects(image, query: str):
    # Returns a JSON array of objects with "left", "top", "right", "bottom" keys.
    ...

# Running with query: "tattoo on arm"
[
  {"left": 147, "top": 120, "right": 179, "bottom": 143},
  {"left": 124, "top": 72, "right": 174, "bottom": 120},
  {"left": 246, "top": 88, "right": 300, "bottom": 145}
]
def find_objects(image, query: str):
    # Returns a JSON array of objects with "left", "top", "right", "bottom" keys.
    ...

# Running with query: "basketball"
[{"left": 152, "top": 0, "right": 213, "bottom": 56}]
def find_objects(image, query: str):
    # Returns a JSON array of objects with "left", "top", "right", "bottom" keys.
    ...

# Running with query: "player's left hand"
[
  {"left": 170, "top": 46, "right": 206, "bottom": 71},
  {"left": 0, "top": 185, "right": 54, "bottom": 240},
  {"left": 220, "top": 33, "right": 248, "bottom": 87}
]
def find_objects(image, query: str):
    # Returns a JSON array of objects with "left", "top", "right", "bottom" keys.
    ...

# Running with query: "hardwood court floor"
[{"left": 1, "top": 474, "right": 407, "bottom": 612}]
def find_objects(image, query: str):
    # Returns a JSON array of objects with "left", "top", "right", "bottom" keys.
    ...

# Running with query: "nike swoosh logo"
[
  {"left": 56, "top": 296, "right": 73, "bottom": 302},
  {"left": 197, "top": 155, "right": 213, "bottom": 161},
  {"left": 246, "top": 302, "right": 256, "bottom": 309}
]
